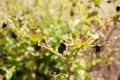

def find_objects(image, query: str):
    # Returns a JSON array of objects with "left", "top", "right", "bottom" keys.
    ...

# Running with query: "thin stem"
[
  {"left": 106, "top": 25, "right": 117, "bottom": 41},
  {"left": 65, "top": 61, "right": 71, "bottom": 80}
]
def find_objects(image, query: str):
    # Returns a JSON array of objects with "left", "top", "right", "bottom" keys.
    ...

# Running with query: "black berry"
[
  {"left": 0, "top": 52, "right": 6, "bottom": 58},
  {"left": 60, "top": 42, "right": 66, "bottom": 50},
  {"left": 2, "top": 22, "right": 7, "bottom": 29},
  {"left": 11, "top": 72, "right": 17, "bottom": 80},
  {"left": 58, "top": 40, "right": 66, "bottom": 53},
  {"left": 95, "top": 44, "right": 101, "bottom": 53},
  {"left": 34, "top": 43, "right": 41, "bottom": 51},
  {"left": 3, "top": 77, "right": 6, "bottom": 80},
  {"left": 0, "top": 52, "right": 6, "bottom": 56},
  {"left": 50, "top": 72, "right": 57, "bottom": 76},
  {"left": 107, "top": 0, "right": 111, "bottom": 3},
  {"left": 70, "top": 10, "right": 74, "bottom": 16},
  {"left": 58, "top": 47, "right": 64, "bottom": 53},
  {"left": 116, "top": 5, "right": 120, "bottom": 12},
  {"left": 11, "top": 32, "right": 17, "bottom": 39}
]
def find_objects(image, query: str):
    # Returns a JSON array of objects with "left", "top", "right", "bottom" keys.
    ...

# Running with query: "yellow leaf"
[{"left": 27, "top": 29, "right": 42, "bottom": 42}]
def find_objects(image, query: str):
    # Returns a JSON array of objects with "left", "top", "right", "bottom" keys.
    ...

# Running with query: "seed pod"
[
  {"left": 2, "top": 22, "right": 7, "bottom": 29},
  {"left": 116, "top": 5, "right": 120, "bottom": 12},
  {"left": 34, "top": 42, "right": 41, "bottom": 51},
  {"left": 11, "top": 32, "right": 17, "bottom": 39},
  {"left": 95, "top": 44, "right": 101, "bottom": 53}
]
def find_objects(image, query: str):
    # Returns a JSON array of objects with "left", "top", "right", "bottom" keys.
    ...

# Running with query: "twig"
[
  {"left": 105, "top": 25, "right": 117, "bottom": 41},
  {"left": 42, "top": 45, "right": 66, "bottom": 61}
]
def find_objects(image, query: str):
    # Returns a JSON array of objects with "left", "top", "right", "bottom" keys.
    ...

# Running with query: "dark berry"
[
  {"left": 70, "top": 10, "right": 74, "bottom": 16},
  {"left": 58, "top": 40, "right": 66, "bottom": 53},
  {"left": 34, "top": 43, "right": 41, "bottom": 51},
  {"left": 58, "top": 47, "right": 64, "bottom": 53},
  {"left": 95, "top": 44, "right": 101, "bottom": 53},
  {"left": 0, "top": 52, "right": 6, "bottom": 56},
  {"left": 60, "top": 42, "right": 66, "bottom": 50},
  {"left": 72, "top": 2, "right": 76, "bottom": 7},
  {"left": 11, "top": 32, "right": 17, "bottom": 39},
  {"left": 107, "top": 0, "right": 111, "bottom": 3},
  {"left": 2, "top": 22, "right": 7, "bottom": 29},
  {"left": 41, "top": 37, "right": 48, "bottom": 44},
  {"left": 3, "top": 77, "right": 6, "bottom": 80},
  {"left": 11, "top": 72, "right": 17, "bottom": 80},
  {"left": 116, "top": 5, "right": 120, "bottom": 12},
  {"left": 50, "top": 72, "right": 57, "bottom": 76}
]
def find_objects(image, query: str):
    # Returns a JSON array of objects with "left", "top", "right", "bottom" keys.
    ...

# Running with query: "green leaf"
[
  {"left": 5, "top": 66, "right": 16, "bottom": 80},
  {"left": 82, "top": 37, "right": 92, "bottom": 47},
  {"left": 87, "top": 11, "right": 98, "bottom": 18},
  {"left": 51, "top": 74, "right": 67, "bottom": 80},
  {"left": 75, "top": 39, "right": 82, "bottom": 48},
  {"left": 93, "top": 0, "right": 101, "bottom": 6},
  {"left": 27, "top": 29, "right": 42, "bottom": 42},
  {"left": 91, "top": 56, "right": 100, "bottom": 66},
  {"left": 7, "top": 16, "right": 19, "bottom": 28}
]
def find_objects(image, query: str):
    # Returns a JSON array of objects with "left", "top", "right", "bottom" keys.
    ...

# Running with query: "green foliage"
[{"left": 0, "top": 0, "right": 119, "bottom": 80}]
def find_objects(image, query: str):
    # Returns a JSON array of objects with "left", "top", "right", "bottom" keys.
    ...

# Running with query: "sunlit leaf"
[
  {"left": 91, "top": 57, "right": 100, "bottom": 66},
  {"left": 95, "top": 16, "right": 103, "bottom": 26},
  {"left": 75, "top": 39, "right": 82, "bottom": 48},
  {"left": 27, "top": 29, "right": 42, "bottom": 42},
  {"left": 89, "top": 33, "right": 99, "bottom": 40},
  {"left": 7, "top": 16, "right": 19, "bottom": 28},
  {"left": 82, "top": 37, "right": 92, "bottom": 47},
  {"left": 51, "top": 73, "right": 67, "bottom": 80},
  {"left": 6, "top": 66, "right": 16, "bottom": 80},
  {"left": 87, "top": 11, "right": 98, "bottom": 18},
  {"left": 93, "top": 0, "right": 101, "bottom": 6}
]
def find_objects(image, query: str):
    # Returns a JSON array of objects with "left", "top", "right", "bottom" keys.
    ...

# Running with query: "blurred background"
[{"left": 0, "top": 0, "right": 120, "bottom": 80}]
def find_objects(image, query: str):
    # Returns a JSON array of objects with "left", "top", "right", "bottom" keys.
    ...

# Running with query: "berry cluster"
[{"left": 58, "top": 40, "right": 66, "bottom": 53}]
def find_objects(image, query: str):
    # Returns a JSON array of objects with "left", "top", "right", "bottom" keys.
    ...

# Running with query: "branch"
[{"left": 42, "top": 45, "right": 66, "bottom": 61}]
